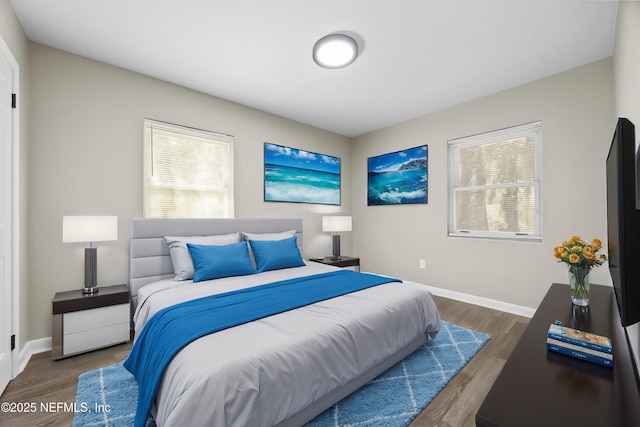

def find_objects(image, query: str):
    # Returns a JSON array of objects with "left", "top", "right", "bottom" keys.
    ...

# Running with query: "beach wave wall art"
[
  {"left": 264, "top": 142, "right": 341, "bottom": 205},
  {"left": 368, "top": 145, "right": 428, "bottom": 206}
]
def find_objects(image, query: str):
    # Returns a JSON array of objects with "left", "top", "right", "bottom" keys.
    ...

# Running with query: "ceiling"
[{"left": 11, "top": 0, "right": 619, "bottom": 137}]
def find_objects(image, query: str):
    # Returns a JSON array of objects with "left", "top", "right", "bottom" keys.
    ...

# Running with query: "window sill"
[{"left": 448, "top": 232, "right": 542, "bottom": 242}]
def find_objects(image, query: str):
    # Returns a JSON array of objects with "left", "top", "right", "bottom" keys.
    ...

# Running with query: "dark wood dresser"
[{"left": 476, "top": 283, "right": 640, "bottom": 426}]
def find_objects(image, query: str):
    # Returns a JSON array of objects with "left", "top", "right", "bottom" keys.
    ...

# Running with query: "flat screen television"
[{"left": 606, "top": 117, "right": 640, "bottom": 327}]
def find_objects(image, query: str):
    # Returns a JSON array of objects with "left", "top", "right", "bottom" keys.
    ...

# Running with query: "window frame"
[
  {"left": 143, "top": 119, "right": 234, "bottom": 219},
  {"left": 448, "top": 121, "right": 542, "bottom": 241}
]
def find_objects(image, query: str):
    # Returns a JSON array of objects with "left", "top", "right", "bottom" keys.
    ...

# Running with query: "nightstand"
[
  {"left": 51, "top": 284, "right": 130, "bottom": 360},
  {"left": 310, "top": 256, "right": 360, "bottom": 271}
]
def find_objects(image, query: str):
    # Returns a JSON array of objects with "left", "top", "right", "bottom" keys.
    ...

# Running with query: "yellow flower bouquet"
[{"left": 554, "top": 235, "right": 607, "bottom": 306}]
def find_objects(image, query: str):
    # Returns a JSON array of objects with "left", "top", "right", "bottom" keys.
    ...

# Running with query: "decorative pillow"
[
  {"left": 243, "top": 230, "right": 299, "bottom": 267},
  {"left": 249, "top": 236, "right": 306, "bottom": 273},
  {"left": 187, "top": 241, "right": 257, "bottom": 282},
  {"left": 165, "top": 233, "right": 241, "bottom": 280}
]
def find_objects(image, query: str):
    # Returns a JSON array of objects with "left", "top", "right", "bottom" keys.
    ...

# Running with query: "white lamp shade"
[
  {"left": 322, "top": 216, "right": 352, "bottom": 233},
  {"left": 63, "top": 216, "right": 118, "bottom": 243}
]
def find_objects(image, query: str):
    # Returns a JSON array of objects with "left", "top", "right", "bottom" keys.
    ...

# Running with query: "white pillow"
[
  {"left": 242, "top": 230, "right": 296, "bottom": 241},
  {"left": 165, "top": 233, "right": 241, "bottom": 280}
]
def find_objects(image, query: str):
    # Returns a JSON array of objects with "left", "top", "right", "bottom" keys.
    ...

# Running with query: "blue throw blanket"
[{"left": 123, "top": 270, "right": 401, "bottom": 427}]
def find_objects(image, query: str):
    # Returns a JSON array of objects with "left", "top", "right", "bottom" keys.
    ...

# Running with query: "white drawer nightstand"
[{"left": 51, "top": 284, "right": 130, "bottom": 360}]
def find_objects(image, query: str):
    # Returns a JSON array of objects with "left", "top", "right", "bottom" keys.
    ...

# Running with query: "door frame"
[{"left": 0, "top": 34, "right": 21, "bottom": 381}]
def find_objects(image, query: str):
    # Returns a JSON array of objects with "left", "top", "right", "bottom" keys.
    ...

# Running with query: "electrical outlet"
[{"left": 419, "top": 259, "right": 426, "bottom": 269}]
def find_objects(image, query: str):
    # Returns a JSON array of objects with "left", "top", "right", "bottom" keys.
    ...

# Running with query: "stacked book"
[{"left": 547, "top": 323, "right": 613, "bottom": 368}]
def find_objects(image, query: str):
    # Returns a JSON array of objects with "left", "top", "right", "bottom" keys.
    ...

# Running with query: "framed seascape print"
[
  {"left": 367, "top": 145, "right": 428, "bottom": 206},
  {"left": 264, "top": 142, "right": 341, "bottom": 205}
]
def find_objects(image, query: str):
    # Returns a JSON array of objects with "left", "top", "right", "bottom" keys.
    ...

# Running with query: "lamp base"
[
  {"left": 82, "top": 286, "right": 99, "bottom": 295},
  {"left": 332, "top": 234, "right": 341, "bottom": 259},
  {"left": 84, "top": 246, "right": 98, "bottom": 295}
]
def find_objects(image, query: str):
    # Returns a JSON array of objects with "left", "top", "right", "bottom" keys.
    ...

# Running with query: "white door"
[{"left": 0, "top": 40, "right": 14, "bottom": 395}]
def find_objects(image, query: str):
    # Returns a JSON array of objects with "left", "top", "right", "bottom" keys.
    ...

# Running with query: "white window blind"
[
  {"left": 143, "top": 119, "right": 234, "bottom": 218},
  {"left": 448, "top": 121, "right": 542, "bottom": 240}
]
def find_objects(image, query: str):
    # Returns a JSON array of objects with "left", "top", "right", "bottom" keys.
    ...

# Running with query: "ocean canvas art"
[
  {"left": 264, "top": 143, "right": 341, "bottom": 205},
  {"left": 368, "top": 145, "right": 428, "bottom": 205}
]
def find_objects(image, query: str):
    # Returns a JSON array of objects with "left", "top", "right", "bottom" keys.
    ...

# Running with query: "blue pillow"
[
  {"left": 187, "top": 241, "right": 257, "bottom": 282},
  {"left": 249, "top": 236, "right": 305, "bottom": 272}
]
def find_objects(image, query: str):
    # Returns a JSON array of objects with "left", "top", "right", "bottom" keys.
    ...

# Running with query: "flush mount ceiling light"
[{"left": 313, "top": 33, "right": 359, "bottom": 69}]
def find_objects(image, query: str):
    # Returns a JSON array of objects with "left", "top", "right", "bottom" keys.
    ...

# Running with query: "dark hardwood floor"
[
  {"left": 411, "top": 296, "right": 529, "bottom": 427},
  {"left": 0, "top": 296, "right": 528, "bottom": 426}
]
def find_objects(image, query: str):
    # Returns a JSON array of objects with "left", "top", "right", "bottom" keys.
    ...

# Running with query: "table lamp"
[
  {"left": 322, "top": 215, "right": 352, "bottom": 260},
  {"left": 63, "top": 216, "right": 118, "bottom": 294}
]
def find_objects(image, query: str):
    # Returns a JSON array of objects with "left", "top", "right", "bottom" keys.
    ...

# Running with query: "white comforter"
[{"left": 133, "top": 263, "right": 441, "bottom": 427}]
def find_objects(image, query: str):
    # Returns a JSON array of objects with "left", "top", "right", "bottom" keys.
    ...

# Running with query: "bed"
[{"left": 126, "top": 217, "right": 441, "bottom": 427}]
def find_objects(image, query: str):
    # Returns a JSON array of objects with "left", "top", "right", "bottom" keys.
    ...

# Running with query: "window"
[
  {"left": 143, "top": 119, "right": 234, "bottom": 218},
  {"left": 448, "top": 121, "right": 542, "bottom": 240}
]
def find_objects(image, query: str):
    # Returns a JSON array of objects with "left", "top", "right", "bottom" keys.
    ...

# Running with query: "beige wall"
[
  {"left": 614, "top": 1, "right": 640, "bottom": 128},
  {"left": 0, "top": 0, "right": 30, "bottom": 352},
  {"left": 352, "top": 58, "right": 615, "bottom": 310},
  {"left": 28, "top": 44, "right": 352, "bottom": 340}
]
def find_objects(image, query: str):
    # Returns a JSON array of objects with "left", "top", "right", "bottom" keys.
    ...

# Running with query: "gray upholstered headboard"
[{"left": 129, "top": 218, "right": 303, "bottom": 304}]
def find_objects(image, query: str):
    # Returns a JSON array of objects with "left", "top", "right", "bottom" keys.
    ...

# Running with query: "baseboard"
[
  {"left": 424, "top": 284, "right": 536, "bottom": 318},
  {"left": 18, "top": 337, "right": 51, "bottom": 374}
]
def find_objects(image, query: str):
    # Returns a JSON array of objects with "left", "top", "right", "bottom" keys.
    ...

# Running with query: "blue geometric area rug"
[
  {"left": 305, "top": 321, "right": 490, "bottom": 427},
  {"left": 73, "top": 321, "right": 489, "bottom": 427}
]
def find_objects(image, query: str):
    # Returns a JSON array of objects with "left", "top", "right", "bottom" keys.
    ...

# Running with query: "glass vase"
[{"left": 568, "top": 266, "right": 591, "bottom": 306}]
